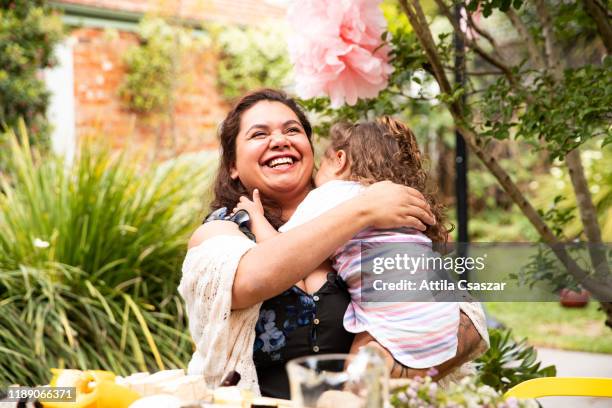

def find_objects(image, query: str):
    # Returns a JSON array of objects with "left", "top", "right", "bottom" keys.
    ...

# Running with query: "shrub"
[
  {"left": 119, "top": 17, "right": 176, "bottom": 115},
  {"left": 0, "top": 0, "right": 63, "bottom": 148},
  {"left": 215, "top": 24, "right": 292, "bottom": 101},
  {"left": 119, "top": 16, "right": 210, "bottom": 115},
  {"left": 0, "top": 125, "right": 217, "bottom": 387}
]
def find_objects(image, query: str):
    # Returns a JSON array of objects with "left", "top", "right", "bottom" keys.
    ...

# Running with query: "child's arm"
[{"left": 233, "top": 189, "right": 279, "bottom": 242}]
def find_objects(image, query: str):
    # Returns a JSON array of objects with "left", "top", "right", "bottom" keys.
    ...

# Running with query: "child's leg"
[
  {"left": 350, "top": 332, "right": 399, "bottom": 373},
  {"left": 349, "top": 331, "right": 377, "bottom": 355},
  {"left": 351, "top": 332, "right": 434, "bottom": 379},
  {"left": 345, "top": 331, "right": 380, "bottom": 371}
]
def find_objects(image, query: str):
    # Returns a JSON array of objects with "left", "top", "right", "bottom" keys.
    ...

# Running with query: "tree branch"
[
  {"left": 505, "top": 8, "right": 546, "bottom": 69},
  {"left": 455, "top": 123, "right": 612, "bottom": 300},
  {"left": 399, "top": 0, "right": 454, "bottom": 101},
  {"left": 534, "top": 0, "right": 562, "bottom": 77},
  {"left": 432, "top": 0, "right": 518, "bottom": 85},
  {"left": 583, "top": 0, "right": 612, "bottom": 53},
  {"left": 399, "top": 0, "right": 612, "bottom": 305},
  {"left": 535, "top": 0, "right": 605, "bottom": 247},
  {"left": 465, "top": 8, "right": 501, "bottom": 56}
]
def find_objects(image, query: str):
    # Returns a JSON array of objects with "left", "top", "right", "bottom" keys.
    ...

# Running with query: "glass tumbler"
[{"left": 286, "top": 349, "right": 389, "bottom": 408}]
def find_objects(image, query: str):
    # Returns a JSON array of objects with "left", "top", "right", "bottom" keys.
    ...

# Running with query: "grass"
[{"left": 486, "top": 302, "right": 612, "bottom": 354}]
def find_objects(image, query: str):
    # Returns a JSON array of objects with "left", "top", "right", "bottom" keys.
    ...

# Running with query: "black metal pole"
[
  {"left": 453, "top": 3, "right": 503, "bottom": 329},
  {"left": 454, "top": 3, "right": 468, "bottom": 250}
]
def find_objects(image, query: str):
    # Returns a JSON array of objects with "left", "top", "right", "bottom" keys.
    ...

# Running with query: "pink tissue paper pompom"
[{"left": 286, "top": 0, "right": 394, "bottom": 108}]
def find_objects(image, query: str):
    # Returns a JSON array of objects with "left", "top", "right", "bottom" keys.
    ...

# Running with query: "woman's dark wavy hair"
[{"left": 210, "top": 88, "right": 313, "bottom": 229}]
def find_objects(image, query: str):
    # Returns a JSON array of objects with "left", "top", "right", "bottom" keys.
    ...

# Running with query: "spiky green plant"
[
  {"left": 475, "top": 329, "right": 556, "bottom": 394},
  {"left": 0, "top": 124, "right": 217, "bottom": 387}
]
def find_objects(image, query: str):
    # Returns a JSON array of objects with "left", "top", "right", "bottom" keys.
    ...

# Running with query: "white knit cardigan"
[
  {"left": 178, "top": 234, "right": 490, "bottom": 395},
  {"left": 178, "top": 235, "right": 260, "bottom": 394}
]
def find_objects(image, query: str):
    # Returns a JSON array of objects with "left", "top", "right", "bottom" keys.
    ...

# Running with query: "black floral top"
[
  {"left": 254, "top": 273, "right": 354, "bottom": 399},
  {"left": 203, "top": 208, "right": 354, "bottom": 399}
]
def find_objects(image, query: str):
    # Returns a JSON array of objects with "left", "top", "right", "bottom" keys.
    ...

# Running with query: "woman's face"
[{"left": 231, "top": 101, "right": 314, "bottom": 202}]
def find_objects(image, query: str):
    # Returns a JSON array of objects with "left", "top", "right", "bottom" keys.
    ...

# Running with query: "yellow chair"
[{"left": 504, "top": 377, "right": 612, "bottom": 399}]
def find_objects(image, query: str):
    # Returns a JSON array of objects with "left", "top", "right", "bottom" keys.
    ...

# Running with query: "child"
[{"left": 235, "top": 117, "right": 459, "bottom": 372}]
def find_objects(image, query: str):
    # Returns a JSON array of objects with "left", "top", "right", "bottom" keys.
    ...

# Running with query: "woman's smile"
[
  {"left": 261, "top": 152, "right": 300, "bottom": 172},
  {"left": 259, "top": 151, "right": 305, "bottom": 192}
]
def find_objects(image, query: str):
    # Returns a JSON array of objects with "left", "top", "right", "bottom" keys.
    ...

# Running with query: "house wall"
[
  {"left": 71, "top": 26, "right": 226, "bottom": 156},
  {"left": 50, "top": 0, "right": 287, "bottom": 159}
]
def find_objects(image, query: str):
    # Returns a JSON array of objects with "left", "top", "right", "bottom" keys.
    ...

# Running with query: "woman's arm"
[
  {"left": 364, "top": 311, "right": 483, "bottom": 380},
  {"left": 189, "top": 181, "right": 435, "bottom": 309},
  {"left": 430, "top": 311, "right": 483, "bottom": 378}
]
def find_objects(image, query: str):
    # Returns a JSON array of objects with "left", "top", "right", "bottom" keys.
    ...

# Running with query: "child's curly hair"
[{"left": 327, "top": 116, "right": 450, "bottom": 244}]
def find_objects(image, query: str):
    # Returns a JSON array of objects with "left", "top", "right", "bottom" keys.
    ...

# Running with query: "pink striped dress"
[
  {"left": 334, "top": 228, "right": 460, "bottom": 367},
  {"left": 280, "top": 180, "right": 460, "bottom": 368}
]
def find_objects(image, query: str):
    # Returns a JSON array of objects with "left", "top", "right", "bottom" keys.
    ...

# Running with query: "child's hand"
[
  {"left": 232, "top": 189, "right": 278, "bottom": 242},
  {"left": 233, "top": 189, "right": 264, "bottom": 218}
]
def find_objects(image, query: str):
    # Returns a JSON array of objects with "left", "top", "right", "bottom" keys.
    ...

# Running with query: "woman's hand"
[
  {"left": 359, "top": 181, "right": 435, "bottom": 231},
  {"left": 371, "top": 311, "right": 483, "bottom": 380}
]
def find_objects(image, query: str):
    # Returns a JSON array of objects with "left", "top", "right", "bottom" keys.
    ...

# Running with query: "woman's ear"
[{"left": 230, "top": 164, "right": 239, "bottom": 180}]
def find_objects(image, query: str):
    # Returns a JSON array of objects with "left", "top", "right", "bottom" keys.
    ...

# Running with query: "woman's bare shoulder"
[{"left": 188, "top": 220, "right": 243, "bottom": 249}]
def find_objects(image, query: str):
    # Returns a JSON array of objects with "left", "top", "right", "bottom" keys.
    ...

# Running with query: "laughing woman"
[{"left": 178, "top": 89, "right": 488, "bottom": 399}]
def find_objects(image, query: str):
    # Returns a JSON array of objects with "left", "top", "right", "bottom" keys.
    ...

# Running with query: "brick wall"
[
  {"left": 71, "top": 27, "right": 227, "bottom": 157},
  {"left": 59, "top": 0, "right": 289, "bottom": 157}
]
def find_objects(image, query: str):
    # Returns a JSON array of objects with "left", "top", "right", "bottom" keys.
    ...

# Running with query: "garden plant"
[
  {"left": 288, "top": 0, "right": 612, "bottom": 326},
  {"left": 0, "top": 0, "right": 63, "bottom": 158},
  {"left": 0, "top": 125, "right": 215, "bottom": 387}
]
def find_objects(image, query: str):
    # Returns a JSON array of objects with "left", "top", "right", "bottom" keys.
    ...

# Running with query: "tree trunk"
[
  {"left": 583, "top": 0, "right": 612, "bottom": 53},
  {"left": 565, "top": 150, "right": 605, "bottom": 247},
  {"left": 505, "top": 8, "right": 546, "bottom": 69},
  {"left": 580, "top": 1, "right": 612, "bottom": 297},
  {"left": 600, "top": 302, "right": 612, "bottom": 329},
  {"left": 536, "top": 0, "right": 611, "bottom": 324}
]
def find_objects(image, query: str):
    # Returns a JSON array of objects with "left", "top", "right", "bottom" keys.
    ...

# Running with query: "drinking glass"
[{"left": 286, "top": 351, "right": 389, "bottom": 408}]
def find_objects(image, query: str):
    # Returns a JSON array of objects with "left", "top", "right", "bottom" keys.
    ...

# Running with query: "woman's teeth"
[{"left": 267, "top": 157, "right": 294, "bottom": 168}]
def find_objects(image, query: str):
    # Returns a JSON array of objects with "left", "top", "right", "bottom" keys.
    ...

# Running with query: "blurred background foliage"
[
  {"left": 214, "top": 23, "right": 292, "bottom": 102},
  {"left": 118, "top": 16, "right": 211, "bottom": 159},
  {"left": 0, "top": 124, "right": 215, "bottom": 387},
  {"left": 119, "top": 16, "right": 211, "bottom": 115},
  {"left": 0, "top": 0, "right": 63, "bottom": 151}
]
